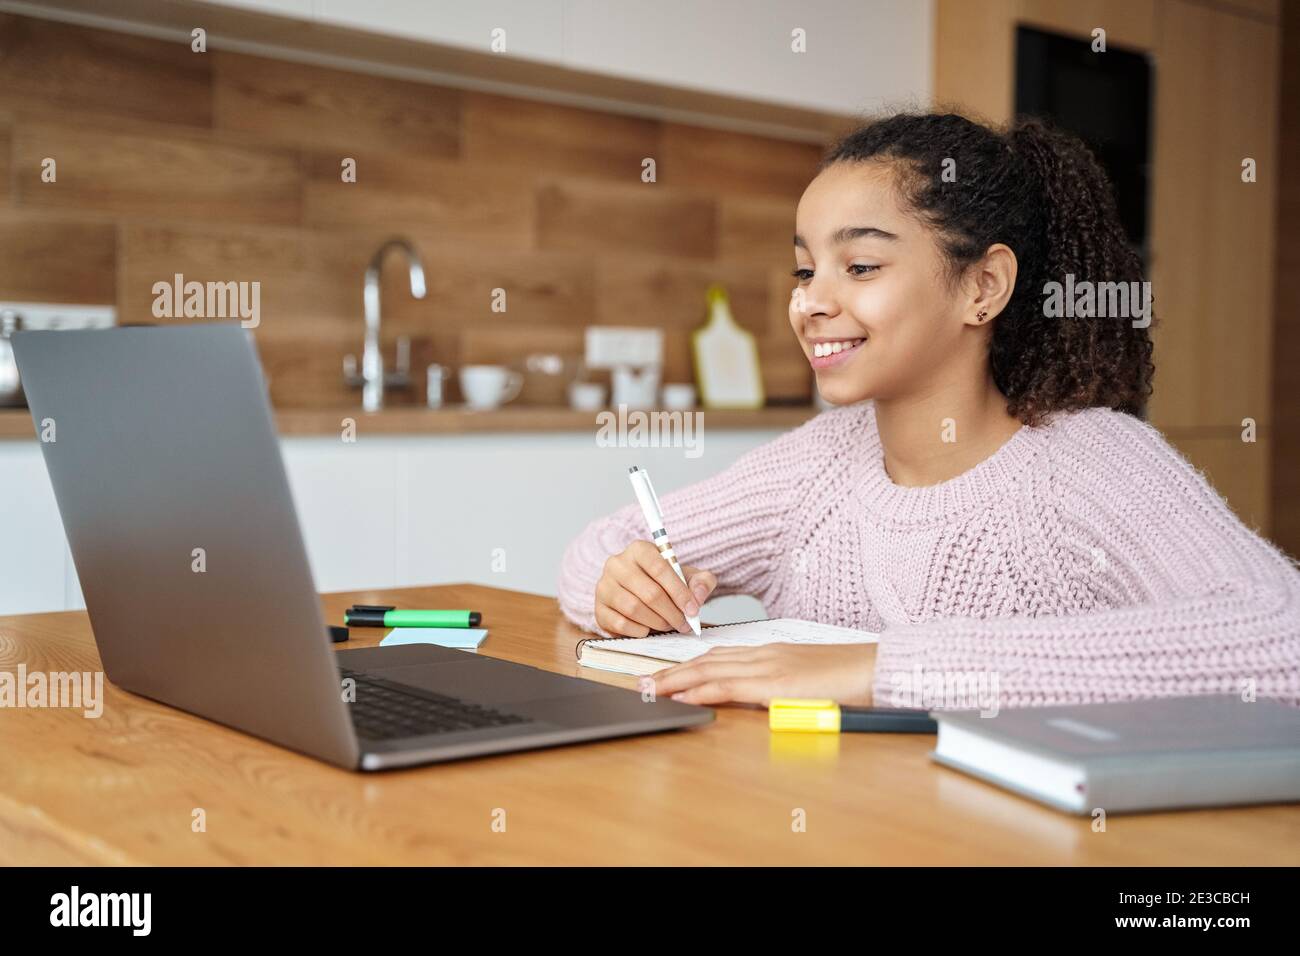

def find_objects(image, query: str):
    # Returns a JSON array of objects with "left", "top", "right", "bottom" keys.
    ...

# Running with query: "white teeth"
[{"left": 812, "top": 339, "right": 863, "bottom": 358}]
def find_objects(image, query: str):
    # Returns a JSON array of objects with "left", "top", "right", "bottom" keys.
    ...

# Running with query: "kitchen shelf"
[{"left": 0, "top": 405, "right": 821, "bottom": 440}]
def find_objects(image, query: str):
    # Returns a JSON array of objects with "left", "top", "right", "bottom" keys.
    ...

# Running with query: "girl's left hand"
[{"left": 643, "top": 643, "right": 877, "bottom": 706}]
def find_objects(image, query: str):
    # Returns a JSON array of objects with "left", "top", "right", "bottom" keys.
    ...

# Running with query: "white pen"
[{"left": 627, "top": 466, "right": 702, "bottom": 636}]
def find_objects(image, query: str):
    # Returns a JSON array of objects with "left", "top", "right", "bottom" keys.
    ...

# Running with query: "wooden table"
[{"left": 1, "top": 583, "right": 1296, "bottom": 865}]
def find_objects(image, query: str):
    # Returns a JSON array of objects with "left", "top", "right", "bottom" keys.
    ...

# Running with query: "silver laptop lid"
[{"left": 13, "top": 324, "right": 359, "bottom": 768}]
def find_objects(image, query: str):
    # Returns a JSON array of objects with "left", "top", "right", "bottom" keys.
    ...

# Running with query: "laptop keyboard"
[{"left": 339, "top": 667, "right": 533, "bottom": 740}]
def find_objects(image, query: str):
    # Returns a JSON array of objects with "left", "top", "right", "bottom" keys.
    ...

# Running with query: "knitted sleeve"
[
  {"left": 872, "top": 412, "right": 1300, "bottom": 709},
  {"left": 555, "top": 408, "right": 843, "bottom": 635}
]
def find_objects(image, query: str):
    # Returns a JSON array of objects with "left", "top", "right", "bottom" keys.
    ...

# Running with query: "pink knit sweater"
[{"left": 557, "top": 402, "right": 1300, "bottom": 708}]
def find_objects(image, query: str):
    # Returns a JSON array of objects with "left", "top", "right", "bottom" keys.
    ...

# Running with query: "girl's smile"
[{"left": 806, "top": 336, "right": 867, "bottom": 369}]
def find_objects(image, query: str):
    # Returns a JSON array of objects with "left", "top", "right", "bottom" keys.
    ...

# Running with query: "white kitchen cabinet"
[
  {"left": 280, "top": 438, "right": 403, "bottom": 593},
  {"left": 560, "top": 0, "right": 932, "bottom": 116},
  {"left": 315, "top": 0, "right": 566, "bottom": 61},
  {"left": 4, "top": 428, "right": 782, "bottom": 623},
  {"left": 398, "top": 430, "right": 779, "bottom": 597},
  {"left": 194, "top": 0, "right": 316, "bottom": 17},
  {"left": 0, "top": 442, "right": 72, "bottom": 615},
  {"left": 192, "top": 0, "right": 932, "bottom": 117}
]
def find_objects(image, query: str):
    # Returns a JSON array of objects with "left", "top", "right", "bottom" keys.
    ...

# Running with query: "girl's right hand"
[{"left": 595, "top": 540, "right": 717, "bottom": 637}]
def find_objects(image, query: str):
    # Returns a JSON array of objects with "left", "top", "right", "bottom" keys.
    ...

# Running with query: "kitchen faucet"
[{"left": 344, "top": 238, "right": 426, "bottom": 411}]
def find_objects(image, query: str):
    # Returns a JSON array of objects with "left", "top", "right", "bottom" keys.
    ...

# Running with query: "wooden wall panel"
[
  {"left": 13, "top": 122, "right": 302, "bottom": 225},
  {"left": 1017, "top": 0, "right": 1158, "bottom": 48},
  {"left": 0, "top": 212, "right": 115, "bottom": 304},
  {"left": 594, "top": 255, "right": 766, "bottom": 333},
  {"left": 377, "top": 244, "right": 595, "bottom": 329},
  {"left": 1270, "top": 0, "right": 1300, "bottom": 559},
  {"left": 536, "top": 178, "right": 717, "bottom": 259},
  {"left": 660, "top": 123, "right": 823, "bottom": 199},
  {"left": 718, "top": 196, "right": 800, "bottom": 266},
  {"left": 1220, "top": 0, "right": 1280, "bottom": 19},
  {"left": 256, "top": 329, "right": 369, "bottom": 410},
  {"left": 462, "top": 92, "right": 659, "bottom": 182},
  {"left": 761, "top": 266, "right": 813, "bottom": 403},
  {"left": 765, "top": 267, "right": 803, "bottom": 344},
  {"left": 0, "top": 12, "right": 823, "bottom": 415},
  {"left": 933, "top": 0, "right": 1017, "bottom": 121},
  {"left": 1147, "top": 0, "right": 1278, "bottom": 432},
  {"left": 757, "top": 335, "right": 814, "bottom": 402},
  {"left": 212, "top": 52, "right": 460, "bottom": 156},
  {"left": 0, "top": 122, "right": 9, "bottom": 206},
  {"left": 0, "top": 12, "right": 211, "bottom": 128},
  {"left": 460, "top": 326, "right": 585, "bottom": 367},
  {"left": 1169, "top": 434, "right": 1272, "bottom": 534},
  {"left": 118, "top": 222, "right": 360, "bottom": 331},
  {"left": 302, "top": 152, "right": 535, "bottom": 246}
]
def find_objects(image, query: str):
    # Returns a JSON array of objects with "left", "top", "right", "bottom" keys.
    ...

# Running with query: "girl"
[{"left": 557, "top": 112, "right": 1300, "bottom": 710}]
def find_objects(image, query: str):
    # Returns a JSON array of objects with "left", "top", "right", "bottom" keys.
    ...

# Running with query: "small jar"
[{"left": 426, "top": 363, "right": 447, "bottom": 409}]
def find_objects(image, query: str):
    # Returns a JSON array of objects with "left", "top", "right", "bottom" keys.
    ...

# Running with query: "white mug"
[
  {"left": 611, "top": 364, "right": 660, "bottom": 409},
  {"left": 661, "top": 383, "right": 696, "bottom": 410},
  {"left": 568, "top": 380, "right": 607, "bottom": 411},
  {"left": 460, "top": 365, "right": 523, "bottom": 410}
]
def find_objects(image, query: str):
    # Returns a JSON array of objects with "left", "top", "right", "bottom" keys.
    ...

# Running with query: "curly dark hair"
[{"left": 821, "top": 111, "right": 1154, "bottom": 426}]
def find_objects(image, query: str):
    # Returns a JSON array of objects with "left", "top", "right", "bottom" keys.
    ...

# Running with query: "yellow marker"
[
  {"left": 769, "top": 699, "right": 843, "bottom": 733},
  {"left": 769, "top": 698, "right": 938, "bottom": 734}
]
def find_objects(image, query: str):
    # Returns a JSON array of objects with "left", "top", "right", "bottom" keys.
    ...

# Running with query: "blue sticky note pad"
[{"left": 380, "top": 627, "right": 488, "bottom": 650}]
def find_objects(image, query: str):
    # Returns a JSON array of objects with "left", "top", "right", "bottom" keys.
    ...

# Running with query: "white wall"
[
  {"left": 196, "top": 0, "right": 933, "bottom": 117},
  {"left": 1, "top": 429, "right": 780, "bottom": 621}
]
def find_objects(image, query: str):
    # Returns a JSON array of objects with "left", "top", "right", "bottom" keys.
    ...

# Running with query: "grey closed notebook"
[{"left": 930, "top": 695, "right": 1300, "bottom": 814}]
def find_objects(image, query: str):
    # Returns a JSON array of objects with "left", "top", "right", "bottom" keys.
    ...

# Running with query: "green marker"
[{"left": 344, "top": 605, "right": 481, "bottom": 628}]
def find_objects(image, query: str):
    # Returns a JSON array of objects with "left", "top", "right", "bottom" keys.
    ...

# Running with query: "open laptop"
[{"left": 13, "top": 324, "right": 711, "bottom": 770}]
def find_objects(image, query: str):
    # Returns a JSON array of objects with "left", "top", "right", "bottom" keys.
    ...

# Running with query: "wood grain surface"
[{"left": 1, "top": 583, "right": 1296, "bottom": 865}]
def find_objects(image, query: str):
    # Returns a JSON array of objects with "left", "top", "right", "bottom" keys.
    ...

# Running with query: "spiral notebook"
[{"left": 577, "top": 618, "right": 880, "bottom": 676}]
